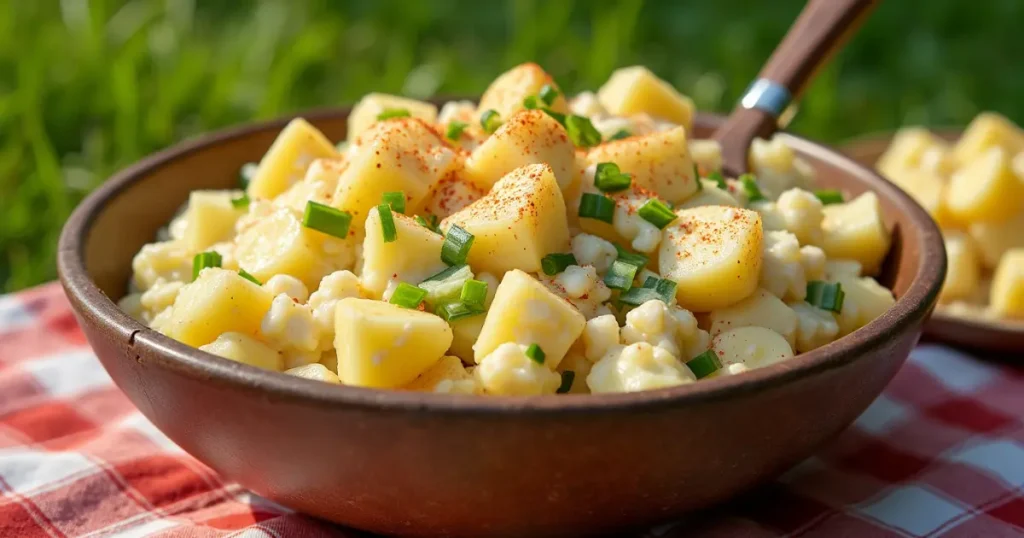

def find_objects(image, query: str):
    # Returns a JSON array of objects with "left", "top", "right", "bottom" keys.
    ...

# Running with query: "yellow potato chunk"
[
  {"left": 676, "top": 180, "right": 741, "bottom": 209},
  {"left": 473, "top": 269, "right": 585, "bottom": 366},
  {"left": 333, "top": 118, "right": 458, "bottom": 234},
  {"left": 164, "top": 268, "right": 274, "bottom": 347},
  {"left": 273, "top": 158, "right": 346, "bottom": 212},
  {"left": 833, "top": 276, "right": 896, "bottom": 336},
  {"left": 359, "top": 206, "right": 448, "bottom": 298},
  {"left": 820, "top": 192, "right": 892, "bottom": 275},
  {"left": 478, "top": 62, "right": 569, "bottom": 120},
  {"left": 585, "top": 127, "right": 698, "bottom": 204},
  {"left": 689, "top": 139, "right": 722, "bottom": 175},
  {"left": 990, "top": 249, "right": 1024, "bottom": 319},
  {"left": 946, "top": 147, "right": 1024, "bottom": 224},
  {"left": 199, "top": 332, "right": 283, "bottom": 371},
  {"left": 885, "top": 168, "right": 957, "bottom": 230},
  {"left": 234, "top": 208, "right": 331, "bottom": 290},
  {"left": 334, "top": 298, "right": 452, "bottom": 388},
  {"left": 659, "top": 206, "right": 763, "bottom": 312},
  {"left": 597, "top": 66, "right": 695, "bottom": 130},
  {"left": 709, "top": 288, "right": 798, "bottom": 347},
  {"left": 877, "top": 127, "right": 951, "bottom": 179},
  {"left": 404, "top": 356, "right": 478, "bottom": 394},
  {"left": 939, "top": 231, "right": 981, "bottom": 304},
  {"left": 181, "top": 190, "right": 243, "bottom": 253},
  {"left": 968, "top": 212, "right": 1024, "bottom": 269},
  {"left": 422, "top": 173, "right": 486, "bottom": 220},
  {"left": 951, "top": 112, "right": 1024, "bottom": 166},
  {"left": 347, "top": 93, "right": 438, "bottom": 142},
  {"left": 711, "top": 327, "right": 794, "bottom": 371},
  {"left": 442, "top": 164, "right": 570, "bottom": 276},
  {"left": 464, "top": 110, "right": 577, "bottom": 192},
  {"left": 247, "top": 118, "right": 340, "bottom": 200},
  {"left": 286, "top": 363, "right": 341, "bottom": 384}
]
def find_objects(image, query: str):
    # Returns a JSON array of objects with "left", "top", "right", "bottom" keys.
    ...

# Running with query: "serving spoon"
[{"left": 714, "top": 0, "right": 880, "bottom": 177}]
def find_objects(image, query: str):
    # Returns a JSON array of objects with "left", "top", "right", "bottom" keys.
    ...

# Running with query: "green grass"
[{"left": 3, "top": 0, "right": 1024, "bottom": 292}]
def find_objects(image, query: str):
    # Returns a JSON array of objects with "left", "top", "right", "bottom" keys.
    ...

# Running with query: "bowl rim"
[{"left": 57, "top": 109, "right": 946, "bottom": 416}]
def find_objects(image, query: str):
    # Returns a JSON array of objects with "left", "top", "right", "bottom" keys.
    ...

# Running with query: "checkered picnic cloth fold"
[{"left": 1, "top": 283, "right": 1022, "bottom": 537}]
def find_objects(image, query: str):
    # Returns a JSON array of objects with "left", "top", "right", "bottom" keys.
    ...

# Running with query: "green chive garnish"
[
  {"left": 579, "top": 193, "right": 616, "bottom": 224},
  {"left": 525, "top": 343, "right": 546, "bottom": 364},
  {"left": 541, "top": 253, "right": 578, "bottom": 276},
  {"left": 378, "top": 204, "right": 397, "bottom": 243},
  {"left": 441, "top": 224, "right": 475, "bottom": 265},
  {"left": 542, "top": 108, "right": 566, "bottom": 126},
  {"left": 604, "top": 259, "right": 639, "bottom": 291},
  {"left": 424, "top": 264, "right": 470, "bottom": 283},
  {"left": 377, "top": 108, "right": 411, "bottom": 121},
  {"left": 415, "top": 214, "right": 441, "bottom": 234},
  {"left": 230, "top": 193, "right": 251, "bottom": 209},
  {"left": 608, "top": 129, "right": 631, "bottom": 141},
  {"left": 814, "top": 189, "right": 845, "bottom": 205},
  {"left": 619, "top": 276, "right": 677, "bottom": 306},
  {"left": 694, "top": 164, "right": 703, "bottom": 191},
  {"left": 436, "top": 302, "right": 485, "bottom": 322},
  {"left": 614, "top": 244, "right": 649, "bottom": 268},
  {"left": 594, "top": 162, "right": 632, "bottom": 193},
  {"left": 566, "top": 115, "right": 602, "bottom": 147},
  {"left": 460, "top": 279, "right": 488, "bottom": 309},
  {"left": 480, "top": 109, "right": 502, "bottom": 134},
  {"left": 446, "top": 121, "right": 468, "bottom": 141},
  {"left": 382, "top": 191, "right": 406, "bottom": 214},
  {"left": 739, "top": 174, "right": 764, "bottom": 202},
  {"left": 539, "top": 85, "right": 559, "bottom": 106},
  {"left": 708, "top": 171, "right": 727, "bottom": 190},
  {"left": 390, "top": 282, "right": 428, "bottom": 309},
  {"left": 557, "top": 370, "right": 575, "bottom": 393},
  {"left": 806, "top": 281, "right": 845, "bottom": 312},
  {"left": 523, "top": 96, "right": 539, "bottom": 110},
  {"left": 686, "top": 350, "right": 722, "bottom": 379},
  {"left": 238, "top": 268, "right": 261, "bottom": 285},
  {"left": 637, "top": 199, "right": 677, "bottom": 229},
  {"left": 192, "top": 252, "right": 222, "bottom": 281},
  {"left": 302, "top": 201, "right": 353, "bottom": 239}
]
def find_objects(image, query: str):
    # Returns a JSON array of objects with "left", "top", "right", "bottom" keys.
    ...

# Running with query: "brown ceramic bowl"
[
  {"left": 58, "top": 110, "right": 944, "bottom": 538},
  {"left": 841, "top": 131, "right": 1024, "bottom": 356}
]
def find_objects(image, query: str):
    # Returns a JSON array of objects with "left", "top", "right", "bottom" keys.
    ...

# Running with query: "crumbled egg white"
[
  {"left": 261, "top": 294, "right": 321, "bottom": 357},
  {"left": 544, "top": 265, "right": 613, "bottom": 319},
  {"left": 620, "top": 300, "right": 699, "bottom": 358},
  {"left": 776, "top": 188, "right": 825, "bottom": 246},
  {"left": 308, "top": 270, "right": 364, "bottom": 349},
  {"left": 131, "top": 241, "right": 192, "bottom": 291},
  {"left": 587, "top": 342, "right": 695, "bottom": 393},
  {"left": 475, "top": 342, "right": 562, "bottom": 396},
  {"left": 789, "top": 301, "right": 840, "bottom": 353},
  {"left": 582, "top": 314, "right": 621, "bottom": 362},
  {"left": 264, "top": 274, "right": 310, "bottom": 303},
  {"left": 571, "top": 233, "right": 618, "bottom": 273},
  {"left": 760, "top": 230, "right": 808, "bottom": 302}
]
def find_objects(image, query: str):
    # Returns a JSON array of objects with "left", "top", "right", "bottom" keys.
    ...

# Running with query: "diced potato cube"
[
  {"left": 247, "top": 118, "right": 340, "bottom": 200},
  {"left": 586, "top": 127, "right": 698, "bottom": 204},
  {"left": 659, "top": 206, "right": 763, "bottom": 312},
  {"left": 990, "top": 249, "right": 1024, "bottom": 319},
  {"left": 709, "top": 288, "right": 798, "bottom": 347},
  {"left": 833, "top": 276, "right": 896, "bottom": 336},
  {"left": 347, "top": 93, "right": 438, "bottom": 142},
  {"left": 359, "top": 206, "right": 448, "bottom": 298},
  {"left": 449, "top": 315, "right": 486, "bottom": 363},
  {"left": 273, "top": 158, "right": 346, "bottom": 212},
  {"left": 333, "top": 119, "right": 457, "bottom": 234},
  {"left": 676, "top": 180, "right": 741, "bottom": 209},
  {"left": 422, "top": 173, "right": 486, "bottom": 220},
  {"left": 473, "top": 269, "right": 585, "bottom": 366},
  {"left": 939, "top": 231, "right": 981, "bottom": 303},
  {"left": 164, "top": 268, "right": 274, "bottom": 347},
  {"left": 334, "top": 298, "right": 452, "bottom": 388},
  {"left": 820, "top": 192, "right": 892, "bottom": 275},
  {"left": 199, "top": 332, "right": 283, "bottom": 371},
  {"left": 952, "top": 112, "right": 1024, "bottom": 166},
  {"left": 885, "top": 168, "right": 958, "bottom": 229},
  {"left": 597, "top": 66, "right": 695, "bottom": 130},
  {"left": 877, "top": 127, "right": 950, "bottom": 179},
  {"left": 404, "top": 356, "right": 477, "bottom": 393},
  {"left": 824, "top": 259, "right": 863, "bottom": 281},
  {"left": 946, "top": 147, "right": 1024, "bottom": 224},
  {"left": 181, "top": 190, "right": 243, "bottom": 252},
  {"left": 286, "top": 363, "right": 341, "bottom": 384},
  {"left": 689, "top": 139, "right": 722, "bottom": 174},
  {"left": 442, "top": 164, "right": 570, "bottom": 276},
  {"left": 478, "top": 63, "right": 569, "bottom": 120},
  {"left": 465, "top": 110, "right": 578, "bottom": 192},
  {"left": 711, "top": 327, "right": 794, "bottom": 371},
  {"left": 235, "top": 208, "right": 333, "bottom": 290},
  {"left": 968, "top": 212, "right": 1024, "bottom": 269}
]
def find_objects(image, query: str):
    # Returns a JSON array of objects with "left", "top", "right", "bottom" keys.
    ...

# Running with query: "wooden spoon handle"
[{"left": 715, "top": 0, "right": 880, "bottom": 175}]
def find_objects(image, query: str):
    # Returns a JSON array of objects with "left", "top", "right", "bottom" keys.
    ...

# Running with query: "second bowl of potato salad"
[{"left": 59, "top": 63, "right": 944, "bottom": 536}]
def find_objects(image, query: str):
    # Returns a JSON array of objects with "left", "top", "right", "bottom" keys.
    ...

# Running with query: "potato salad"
[
  {"left": 120, "top": 63, "right": 896, "bottom": 396},
  {"left": 877, "top": 113, "right": 1024, "bottom": 322}
]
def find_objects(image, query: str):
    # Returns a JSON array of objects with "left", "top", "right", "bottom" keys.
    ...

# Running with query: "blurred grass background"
[{"left": 3, "top": 0, "right": 1023, "bottom": 292}]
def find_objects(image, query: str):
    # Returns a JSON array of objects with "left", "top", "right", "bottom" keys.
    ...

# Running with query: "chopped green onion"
[
  {"left": 460, "top": 279, "right": 488, "bottom": 308},
  {"left": 239, "top": 162, "right": 258, "bottom": 188},
  {"left": 542, "top": 108, "right": 566, "bottom": 126},
  {"left": 382, "top": 191, "right": 406, "bottom": 214},
  {"left": 192, "top": 252, "right": 222, "bottom": 280},
  {"left": 377, "top": 204, "right": 397, "bottom": 243},
  {"left": 578, "top": 193, "right": 616, "bottom": 224},
  {"left": 694, "top": 164, "right": 703, "bottom": 191},
  {"left": 523, "top": 96, "right": 539, "bottom": 110},
  {"left": 230, "top": 193, "right": 250, "bottom": 209},
  {"left": 604, "top": 259, "right": 639, "bottom": 291},
  {"left": 557, "top": 370, "right": 575, "bottom": 394},
  {"left": 806, "top": 281, "right": 845, "bottom": 312},
  {"left": 708, "top": 171, "right": 727, "bottom": 190},
  {"left": 608, "top": 129, "right": 631, "bottom": 141},
  {"left": 436, "top": 302, "right": 485, "bottom": 322},
  {"left": 637, "top": 199, "right": 677, "bottom": 229},
  {"left": 614, "top": 244, "right": 649, "bottom": 268},
  {"left": 525, "top": 343, "right": 546, "bottom": 364},
  {"left": 480, "top": 109, "right": 502, "bottom": 134},
  {"left": 302, "top": 201, "right": 353, "bottom": 239},
  {"left": 686, "top": 350, "right": 722, "bottom": 379},
  {"left": 377, "top": 108, "right": 411, "bottom": 121},
  {"left": 594, "top": 162, "right": 632, "bottom": 193},
  {"left": 814, "top": 189, "right": 845, "bottom": 205},
  {"left": 390, "top": 282, "right": 428, "bottom": 309},
  {"left": 619, "top": 276, "right": 677, "bottom": 305},
  {"left": 541, "top": 253, "right": 578, "bottom": 276},
  {"left": 441, "top": 224, "right": 475, "bottom": 265},
  {"left": 238, "top": 268, "right": 261, "bottom": 285},
  {"left": 424, "top": 263, "right": 469, "bottom": 282},
  {"left": 539, "top": 85, "right": 559, "bottom": 106},
  {"left": 739, "top": 174, "right": 765, "bottom": 202},
  {"left": 420, "top": 265, "right": 472, "bottom": 305},
  {"left": 566, "top": 115, "right": 602, "bottom": 147},
  {"left": 415, "top": 214, "right": 441, "bottom": 234},
  {"left": 446, "top": 121, "right": 468, "bottom": 141}
]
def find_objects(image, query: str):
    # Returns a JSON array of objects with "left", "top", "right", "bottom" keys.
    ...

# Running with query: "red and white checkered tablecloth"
[{"left": 1, "top": 283, "right": 1022, "bottom": 537}]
